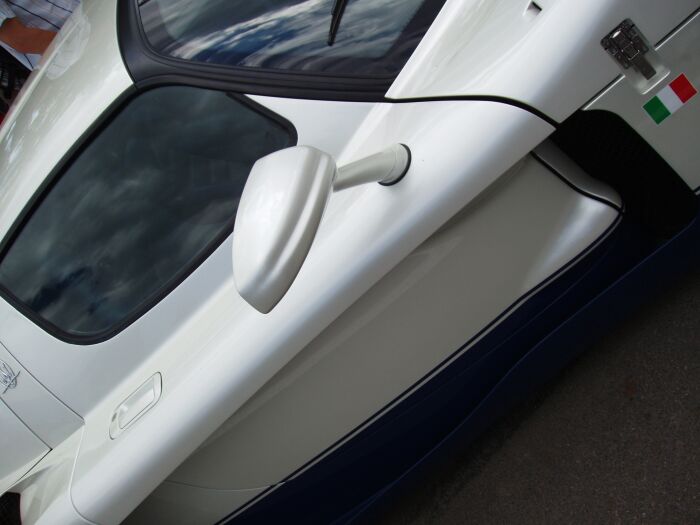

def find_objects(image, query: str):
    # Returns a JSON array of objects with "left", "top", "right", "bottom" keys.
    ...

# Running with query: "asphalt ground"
[{"left": 369, "top": 264, "right": 700, "bottom": 525}]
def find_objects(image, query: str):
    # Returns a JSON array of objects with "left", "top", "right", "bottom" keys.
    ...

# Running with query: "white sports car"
[{"left": 0, "top": 0, "right": 699, "bottom": 523}]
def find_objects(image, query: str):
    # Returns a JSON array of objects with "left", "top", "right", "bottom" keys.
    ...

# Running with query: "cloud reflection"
[
  {"left": 0, "top": 87, "right": 292, "bottom": 336},
  {"left": 143, "top": 0, "right": 425, "bottom": 74}
]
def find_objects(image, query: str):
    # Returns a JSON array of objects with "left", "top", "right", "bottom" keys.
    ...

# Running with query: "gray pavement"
[{"left": 373, "top": 266, "right": 700, "bottom": 525}]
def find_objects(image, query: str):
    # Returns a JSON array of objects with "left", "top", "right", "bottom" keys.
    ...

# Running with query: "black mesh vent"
[
  {"left": 551, "top": 110, "right": 698, "bottom": 243},
  {"left": 0, "top": 493, "right": 20, "bottom": 525},
  {"left": 0, "top": 47, "right": 28, "bottom": 101}
]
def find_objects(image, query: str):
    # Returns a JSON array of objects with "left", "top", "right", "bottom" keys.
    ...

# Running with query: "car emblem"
[{"left": 0, "top": 360, "right": 19, "bottom": 394}]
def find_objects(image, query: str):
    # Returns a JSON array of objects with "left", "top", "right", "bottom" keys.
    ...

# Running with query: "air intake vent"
[{"left": 0, "top": 493, "right": 20, "bottom": 525}]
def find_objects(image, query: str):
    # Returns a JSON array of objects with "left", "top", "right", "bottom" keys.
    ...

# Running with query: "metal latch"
[{"left": 602, "top": 19, "right": 656, "bottom": 80}]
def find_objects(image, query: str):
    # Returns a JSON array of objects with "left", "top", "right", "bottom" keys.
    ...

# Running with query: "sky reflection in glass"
[
  {"left": 141, "top": 0, "right": 443, "bottom": 75},
  {"left": 0, "top": 87, "right": 293, "bottom": 337}
]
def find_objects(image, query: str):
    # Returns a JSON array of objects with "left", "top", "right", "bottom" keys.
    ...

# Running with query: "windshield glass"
[{"left": 139, "top": 0, "right": 446, "bottom": 77}]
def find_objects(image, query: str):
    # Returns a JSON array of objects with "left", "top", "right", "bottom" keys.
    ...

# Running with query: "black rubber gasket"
[
  {"left": 379, "top": 144, "right": 412, "bottom": 186},
  {"left": 386, "top": 95, "right": 559, "bottom": 128}
]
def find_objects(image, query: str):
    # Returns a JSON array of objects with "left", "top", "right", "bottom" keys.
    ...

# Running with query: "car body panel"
[
  {"left": 0, "top": 342, "right": 81, "bottom": 448},
  {"left": 0, "top": 0, "right": 696, "bottom": 524},
  {"left": 388, "top": 0, "right": 700, "bottom": 122},
  {"left": 123, "top": 148, "right": 621, "bottom": 524},
  {"left": 165, "top": 152, "right": 620, "bottom": 492},
  {"left": 14, "top": 430, "right": 88, "bottom": 525},
  {"left": 67, "top": 99, "right": 552, "bottom": 525},
  {"left": 588, "top": 10, "right": 700, "bottom": 190},
  {"left": 126, "top": 483, "right": 266, "bottom": 525},
  {"left": 0, "top": 402, "right": 48, "bottom": 495}
]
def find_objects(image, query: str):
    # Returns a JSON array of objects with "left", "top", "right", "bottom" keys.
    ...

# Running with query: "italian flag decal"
[{"left": 644, "top": 74, "right": 697, "bottom": 124}]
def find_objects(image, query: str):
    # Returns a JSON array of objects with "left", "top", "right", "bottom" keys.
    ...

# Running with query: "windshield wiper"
[{"left": 327, "top": 0, "right": 349, "bottom": 46}]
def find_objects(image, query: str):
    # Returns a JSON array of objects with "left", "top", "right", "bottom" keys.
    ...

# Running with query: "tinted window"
[
  {"left": 0, "top": 86, "right": 293, "bottom": 338},
  {"left": 140, "top": 0, "right": 446, "bottom": 77}
]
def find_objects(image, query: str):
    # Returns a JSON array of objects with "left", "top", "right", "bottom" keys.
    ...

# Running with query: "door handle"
[{"left": 110, "top": 373, "right": 162, "bottom": 439}]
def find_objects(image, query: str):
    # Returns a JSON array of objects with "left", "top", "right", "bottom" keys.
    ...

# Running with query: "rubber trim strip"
[
  {"left": 530, "top": 151, "right": 623, "bottom": 213},
  {"left": 385, "top": 95, "right": 559, "bottom": 129}
]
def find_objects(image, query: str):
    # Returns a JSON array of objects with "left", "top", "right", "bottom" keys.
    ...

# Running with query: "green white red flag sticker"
[{"left": 644, "top": 74, "right": 697, "bottom": 124}]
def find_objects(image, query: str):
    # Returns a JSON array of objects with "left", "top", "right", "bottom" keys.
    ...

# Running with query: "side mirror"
[{"left": 233, "top": 144, "right": 411, "bottom": 313}]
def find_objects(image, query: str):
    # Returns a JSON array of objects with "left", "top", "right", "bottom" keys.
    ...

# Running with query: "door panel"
[
  {"left": 0, "top": 401, "right": 48, "bottom": 494},
  {"left": 127, "top": 142, "right": 620, "bottom": 523},
  {"left": 68, "top": 95, "right": 555, "bottom": 524}
]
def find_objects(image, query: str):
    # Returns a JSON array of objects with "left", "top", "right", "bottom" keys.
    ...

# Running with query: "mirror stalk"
[
  {"left": 333, "top": 144, "right": 411, "bottom": 192},
  {"left": 234, "top": 143, "right": 411, "bottom": 314}
]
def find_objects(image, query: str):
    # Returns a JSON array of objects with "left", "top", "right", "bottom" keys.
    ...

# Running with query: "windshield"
[{"left": 139, "top": 0, "right": 446, "bottom": 77}]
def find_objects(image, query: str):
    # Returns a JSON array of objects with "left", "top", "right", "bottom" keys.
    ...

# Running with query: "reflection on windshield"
[{"left": 141, "top": 0, "right": 444, "bottom": 75}]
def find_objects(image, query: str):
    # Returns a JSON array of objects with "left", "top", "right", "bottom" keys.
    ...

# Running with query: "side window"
[{"left": 0, "top": 86, "right": 295, "bottom": 340}]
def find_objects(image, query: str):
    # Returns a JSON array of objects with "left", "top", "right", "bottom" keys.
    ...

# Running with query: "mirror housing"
[
  {"left": 233, "top": 146, "right": 336, "bottom": 314},
  {"left": 233, "top": 144, "right": 410, "bottom": 313}
]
